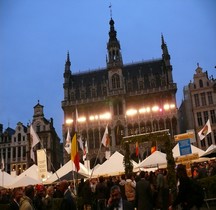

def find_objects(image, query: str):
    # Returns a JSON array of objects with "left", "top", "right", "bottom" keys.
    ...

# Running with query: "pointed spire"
[
  {"left": 161, "top": 33, "right": 165, "bottom": 47},
  {"left": 161, "top": 33, "right": 170, "bottom": 61},
  {"left": 65, "top": 51, "right": 71, "bottom": 72},
  {"left": 107, "top": 17, "right": 123, "bottom": 68}
]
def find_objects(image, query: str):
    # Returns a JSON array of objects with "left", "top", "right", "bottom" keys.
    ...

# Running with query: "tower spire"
[
  {"left": 161, "top": 34, "right": 173, "bottom": 83},
  {"left": 106, "top": 17, "right": 123, "bottom": 68},
  {"left": 65, "top": 51, "right": 71, "bottom": 72},
  {"left": 109, "top": 3, "right": 112, "bottom": 18},
  {"left": 161, "top": 34, "right": 170, "bottom": 61}
]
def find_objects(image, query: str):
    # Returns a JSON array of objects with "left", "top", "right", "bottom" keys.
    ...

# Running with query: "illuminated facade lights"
[
  {"left": 127, "top": 103, "right": 176, "bottom": 115},
  {"left": 126, "top": 109, "right": 137, "bottom": 116}
]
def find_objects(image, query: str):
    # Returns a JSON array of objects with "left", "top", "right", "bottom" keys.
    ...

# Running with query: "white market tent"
[
  {"left": 7, "top": 176, "right": 41, "bottom": 189},
  {"left": 13, "top": 164, "right": 39, "bottom": 181},
  {"left": 206, "top": 144, "right": 216, "bottom": 152},
  {"left": 136, "top": 151, "right": 167, "bottom": 168},
  {"left": 13, "top": 164, "right": 52, "bottom": 182},
  {"left": 45, "top": 161, "right": 90, "bottom": 184},
  {"left": 172, "top": 143, "right": 205, "bottom": 158},
  {"left": 0, "top": 171, "right": 15, "bottom": 188},
  {"left": 92, "top": 151, "right": 138, "bottom": 177}
]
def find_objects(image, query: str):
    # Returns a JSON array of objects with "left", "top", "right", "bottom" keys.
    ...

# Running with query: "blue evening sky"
[{"left": 1, "top": 0, "right": 216, "bottom": 139}]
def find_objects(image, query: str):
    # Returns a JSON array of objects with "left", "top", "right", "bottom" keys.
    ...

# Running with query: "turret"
[
  {"left": 161, "top": 34, "right": 173, "bottom": 83},
  {"left": 106, "top": 18, "right": 123, "bottom": 69}
]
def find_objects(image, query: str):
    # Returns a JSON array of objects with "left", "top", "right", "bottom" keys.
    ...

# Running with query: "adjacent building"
[
  {"left": 179, "top": 65, "right": 216, "bottom": 150},
  {"left": 0, "top": 102, "right": 62, "bottom": 175},
  {"left": 61, "top": 17, "right": 179, "bottom": 166}
]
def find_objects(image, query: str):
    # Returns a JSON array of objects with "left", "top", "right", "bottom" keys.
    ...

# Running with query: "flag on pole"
[
  {"left": 77, "top": 136, "right": 84, "bottom": 151},
  {"left": 83, "top": 140, "right": 88, "bottom": 161},
  {"left": 75, "top": 108, "right": 78, "bottom": 132},
  {"left": 101, "top": 125, "right": 110, "bottom": 147},
  {"left": 1, "top": 154, "right": 4, "bottom": 171},
  {"left": 64, "top": 128, "right": 71, "bottom": 154},
  {"left": 30, "top": 125, "right": 40, "bottom": 161},
  {"left": 198, "top": 119, "right": 212, "bottom": 140},
  {"left": 151, "top": 141, "right": 156, "bottom": 154},
  {"left": 135, "top": 142, "right": 139, "bottom": 157},
  {"left": 71, "top": 133, "right": 80, "bottom": 171}
]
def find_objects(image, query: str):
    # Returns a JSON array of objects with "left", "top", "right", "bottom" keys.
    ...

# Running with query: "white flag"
[
  {"left": 75, "top": 108, "right": 78, "bottom": 132},
  {"left": 30, "top": 125, "right": 40, "bottom": 161},
  {"left": 198, "top": 119, "right": 212, "bottom": 140},
  {"left": 64, "top": 128, "right": 71, "bottom": 154},
  {"left": 77, "top": 136, "right": 84, "bottom": 151},
  {"left": 101, "top": 125, "right": 110, "bottom": 147},
  {"left": 83, "top": 140, "right": 88, "bottom": 161},
  {"left": 85, "top": 140, "right": 89, "bottom": 154}
]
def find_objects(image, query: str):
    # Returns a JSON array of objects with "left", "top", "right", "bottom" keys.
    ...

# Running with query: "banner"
[{"left": 37, "top": 149, "right": 47, "bottom": 180}]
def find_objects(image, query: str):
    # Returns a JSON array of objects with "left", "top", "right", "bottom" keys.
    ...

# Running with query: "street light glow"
[
  {"left": 100, "top": 112, "right": 111, "bottom": 120},
  {"left": 139, "top": 108, "right": 146, "bottom": 113},
  {"left": 126, "top": 109, "right": 137, "bottom": 116},
  {"left": 78, "top": 117, "right": 86, "bottom": 122},
  {"left": 65, "top": 118, "right": 73, "bottom": 124},
  {"left": 152, "top": 106, "right": 159, "bottom": 112},
  {"left": 170, "top": 104, "right": 175, "bottom": 109},
  {"left": 163, "top": 104, "right": 170, "bottom": 110},
  {"left": 146, "top": 107, "right": 151, "bottom": 113}
]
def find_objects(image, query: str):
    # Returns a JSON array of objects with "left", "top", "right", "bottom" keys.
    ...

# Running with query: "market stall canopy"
[
  {"left": 136, "top": 151, "right": 167, "bottom": 168},
  {"left": 172, "top": 144, "right": 205, "bottom": 158},
  {"left": 0, "top": 171, "right": 15, "bottom": 188},
  {"left": 7, "top": 175, "right": 41, "bottom": 188},
  {"left": 206, "top": 144, "right": 216, "bottom": 152},
  {"left": 45, "top": 161, "right": 90, "bottom": 184},
  {"left": 201, "top": 148, "right": 216, "bottom": 158},
  {"left": 13, "top": 164, "right": 52, "bottom": 182},
  {"left": 92, "top": 151, "right": 138, "bottom": 177}
]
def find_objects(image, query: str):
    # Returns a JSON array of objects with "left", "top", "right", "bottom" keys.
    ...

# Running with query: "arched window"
[
  {"left": 146, "top": 121, "right": 152, "bottom": 132},
  {"left": 140, "top": 121, "right": 145, "bottom": 133},
  {"left": 112, "top": 74, "right": 120, "bottom": 89},
  {"left": 153, "top": 120, "right": 158, "bottom": 131},
  {"left": 159, "top": 119, "right": 165, "bottom": 130},
  {"left": 199, "top": 79, "right": 203, "bottom": 88}
]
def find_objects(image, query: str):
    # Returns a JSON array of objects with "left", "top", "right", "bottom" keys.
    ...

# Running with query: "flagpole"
[
  {"left": 30, "top": 124, "right": 60, "bottom": 182},
  {"left": 90, "top": 140, "right": 103, "bottom": 179}
]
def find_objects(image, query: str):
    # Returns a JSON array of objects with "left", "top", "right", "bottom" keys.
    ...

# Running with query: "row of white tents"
[{"left": 1, "top": 144, "right": 215, "bottom": 189}]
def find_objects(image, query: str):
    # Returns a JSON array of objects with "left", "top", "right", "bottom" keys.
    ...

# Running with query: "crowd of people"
[{"left": 0, "top": 159, "right": 215, "bottom": 210}]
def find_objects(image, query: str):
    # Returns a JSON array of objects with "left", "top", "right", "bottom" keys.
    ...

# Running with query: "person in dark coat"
[
  {"left": 169, "top": 164, "right": 197, "bottom": 210},
  {"left": 106, "top": 185, "right": 133, "bottom": 210},
  {"left": 33, "top": 184, "right": 46, "bottom": 210},
  {"left": 135, "top": 171, "right": 153, "bottom": 210},
  {"left": 96, "top": 176, "right": 109, "bottom": 210},
  {"left": 8, "top": 188, "right": 23, "bottom": 210},
  {"left": 59, "top": 180, "right": 77, "bottom": 210}
]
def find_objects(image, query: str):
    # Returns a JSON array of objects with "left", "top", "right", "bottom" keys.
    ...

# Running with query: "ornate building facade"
[
  {"left": 28, "top": 102, "right": 62, "bottom": 172},
  {"left": 62, "top": 18, "right": 178, "bottom": 165},
  {"left": 0, "top": 123, "right": 26, "bottom": 174},
  {"left": 179, "top": 65, "right": 216, "bottom": 149},
  {"left": 0, "top": 102, "right": 62, "bottom": 175}
]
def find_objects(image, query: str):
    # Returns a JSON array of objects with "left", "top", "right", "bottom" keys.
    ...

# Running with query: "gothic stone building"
[
  {"left": 62, "top": 18, "right": 178, "bottom": 165},
  {"left": 0, "top": 102, "right": 62, "bottom": 175},
  {"left": 179, "top": 65, "right": 216, "bottom": 150}
]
